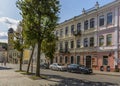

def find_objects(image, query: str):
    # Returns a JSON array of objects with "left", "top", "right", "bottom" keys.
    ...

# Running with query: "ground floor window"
[
  {"left": 60, "top": 56, "right": 63, "bottom": 63},
  {"left": 65, "top": 56, "right": 68, "bottom": 63},
  {"left": 56, "top": 57, "right": 57, "bottom": 63},
  {"left": 71, "top": 56, "right": 74, "bottom": 64},
  {"left": 103, "top": 56, "right": 108, "bottom": 65},
  {"left": 77, "top": 56, "right": 80, "bottom": 64}
]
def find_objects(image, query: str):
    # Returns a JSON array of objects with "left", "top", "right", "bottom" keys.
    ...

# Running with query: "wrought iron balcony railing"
[{"left": 73, "top": 30, "right": 81, "bottom": 36}]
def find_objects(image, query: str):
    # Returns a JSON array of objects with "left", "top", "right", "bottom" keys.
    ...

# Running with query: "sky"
[{"left": 0, "top": 0, "right": 114, "bottom": 43}]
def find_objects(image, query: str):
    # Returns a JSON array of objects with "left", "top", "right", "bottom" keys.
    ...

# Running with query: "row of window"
[
  {"left": 55, "top": 56, "right": 108, "bottom": 66},
  {"left": 58, "top": 34, "right": 112, "bottom": 50},
  {"left": 56, "top": 12, "right": 113, "bottom": 37},
  {"left": 59, "top": 37, "right": 94, "bottom": 50},
  {"left": 99, "top": 34, "right": 112, "bottom": 46}
]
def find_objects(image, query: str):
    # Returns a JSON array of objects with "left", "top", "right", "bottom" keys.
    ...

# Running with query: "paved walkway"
[{"left": 0, "top": 66, "right": 58, "bottom": 86}]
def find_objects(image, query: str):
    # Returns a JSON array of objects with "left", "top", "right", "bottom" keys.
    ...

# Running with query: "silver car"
[{"left": 49, "top": 63, "right": 67, "bottom": 71}]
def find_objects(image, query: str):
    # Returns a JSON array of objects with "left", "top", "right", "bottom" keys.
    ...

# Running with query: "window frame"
[
  {"left": 90, "top": 37, "right": 94, "bottom": 47},
  {"left": 107, "top": 12, "right": 112, "bottom": 25},
  {"left": 106, "top": 34, "right": 112, "bottom": 46},
  {"left": 65, "top": 27, "right": 68, "bottom": 35},
  {"left": 99, "top": 35, "right": 104, "bottom": 46},
  {"left": 90, "top": 18, "right": 95, "bottom": 28},
  {"left": 71, "top": 40, "right": 74, "bottom": 49},
  {"left": 99, "top": 15, "right": 104, "bottom": 26},
  {"left": 84, "top": 20, "right": 88, "bottom": 30},
  {"left": 103, "top": 56, "right": 108, "bottom": 65},
  {"left": 84, "top": 38, "right": 88, "bottom": 47},
  {"left": 76, "top": 39, "right": 80, "bottom": 48},
  {"left": 71, "top": 25, "right": 74, "bottom": 34},
  {"left": 77, "top": 23, "right": 81, "bottom": 32}
]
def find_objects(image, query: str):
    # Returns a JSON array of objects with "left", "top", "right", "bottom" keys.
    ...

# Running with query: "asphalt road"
[{"left": 6, "top": 64, "right": 120, "bottom": 86}]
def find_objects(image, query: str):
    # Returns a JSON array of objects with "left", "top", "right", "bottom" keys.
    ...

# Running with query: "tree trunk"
[
  {"left": 36, "top": 38, "right": 41, "bottom": 77},
  {"left": 27, "top": 45, "right": 35, "bottom": 73},
  {"left": 19, "top": 50, "right": 23, "bottom": 71}
]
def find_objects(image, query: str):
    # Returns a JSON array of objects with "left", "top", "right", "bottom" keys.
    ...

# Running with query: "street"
[{"left": 3, "top": 63, "right": 120, "bottom": 86}]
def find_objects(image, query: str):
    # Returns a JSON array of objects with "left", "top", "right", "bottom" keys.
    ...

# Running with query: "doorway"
[{"left": 86, "top": 56, "right": 92, "bottom": 68}]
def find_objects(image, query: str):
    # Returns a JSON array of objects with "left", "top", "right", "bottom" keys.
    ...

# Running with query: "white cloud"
[
  {"left": 0, "top": 32, "right": 7, "bottom": 37},
  {"left": 0, "top": 32, "right": 8, "bottom": 43},
  {"left": 0, "top": 17, "right": 19, "bottom": 43},
  {"left": 0, "top": 17, "right": 19, "bottom": 30}
]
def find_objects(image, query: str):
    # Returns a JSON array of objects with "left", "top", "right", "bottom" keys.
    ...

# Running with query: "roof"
[{"left": 58, "top": 0, "right": 119, "bottom": 27}]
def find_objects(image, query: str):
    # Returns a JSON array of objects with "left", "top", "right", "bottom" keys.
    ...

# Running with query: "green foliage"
[
  {"left": 42, "top": 33, "right": 56, "bottom": 61},
  {"left": 16, "top": 0, "right": 60, "bottom": 76},
  {"left": 13, "top": 39, "right": 23, "bottom": 51}
]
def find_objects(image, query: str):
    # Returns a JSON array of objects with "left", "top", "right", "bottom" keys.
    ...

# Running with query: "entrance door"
[
  {"left": 77, "top": 56, "right": 80, "bottom": 64},
  {"left": 86, "top": 56, "right": 91, "bottom": 68}
]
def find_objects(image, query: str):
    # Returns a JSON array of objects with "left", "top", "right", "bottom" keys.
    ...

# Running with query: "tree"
[
  {"left": 42, "top": 33, "right": 56, "bottom": 64},
  {"left": 16, "top": 0, "right": 60, "bottom": 76},
  {"left": 13, "top": 31, "right": 24, "bottom": 71}
]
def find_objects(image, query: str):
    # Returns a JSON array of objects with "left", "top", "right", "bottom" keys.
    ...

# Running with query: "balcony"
[
  {"left": 73, "top": 30, "right": 81, "bottom": 36},
  {"left": 59, "top": 49, "right": 70, "bottom": 54}
]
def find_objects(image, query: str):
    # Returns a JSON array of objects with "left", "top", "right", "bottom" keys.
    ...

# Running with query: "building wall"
[{"left": 54, "top": 1, "right": 120, "bottom": 71}]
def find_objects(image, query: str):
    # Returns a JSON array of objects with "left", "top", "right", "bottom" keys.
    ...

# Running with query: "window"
[
  {"left": 99, "top": 15, "right": 104, "bottom": 26},
  {"left": 90, "top": 37, "right": 94, "bottom": 47},
  {"left": 106, "top": 34, "right": 112, "bottom": 46},
  {"left": 107, "top": 12, "right": 112, "bottom": 25},
  {"left": 84, "top": 20, "right": 88, "bottom": 30},
  {"left": 77, "top": 56, "right": 80, "bottom": 64},
  {"left": 77, "top": 23, "right": 81, "bottom": 32},
  {"left": 71, "top": 41, "right": 74, "bottom": 48},
  {"left": 71, "top": 25, "right": 74, "bottom": 34},
  {"left": 60, "top": 56, "right": 63, "bottom": 63},
  {"left": 99, "top": 36, "right": 104, "bottom": 46},
  {"left": 56, "top": 57, "right": 57, "bottom": 63},
  {"left": 60, "top": 29, "right": 63, "bottom": 37},
  {"left": 90, "top": 18, "right": 95, "bottom": 28},
  {"left": 60, "top": 42, "right": 63, "bottom": 50},
  {"left": 65, "top": 41, "right": 68, "bottom": 51},
  {"left": 65, "top": 27, "right": 68, "bottom": 35},
  {"left": 84, "top": 38, "right": 88, "bottom": 47},
  {"left": 103, "top": 56, "right": 108, "bottom": 65},
  {"left": 71, "top": 56, "right": 74, "bottom": 64},
  {"left": 77, "top": 39, "right": 80, "bottom": 48},
  {"left": 65, "top": 56, "right": 68, "bottom": 63}
]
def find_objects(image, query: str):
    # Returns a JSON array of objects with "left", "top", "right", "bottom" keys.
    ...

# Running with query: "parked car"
[
  {"left": 40, "top": 63, "right": 49, "bottom": 69},
  {"left": 67, "top": 64, "right": 93, "bottom": 74},
  {"left": 49, "top": 63, "right": 67, "bottom": 71}
]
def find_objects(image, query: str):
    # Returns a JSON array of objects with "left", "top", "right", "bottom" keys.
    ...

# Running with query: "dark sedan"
[{"left": 67, "top": 64, "right": 93, "bottom": 74}]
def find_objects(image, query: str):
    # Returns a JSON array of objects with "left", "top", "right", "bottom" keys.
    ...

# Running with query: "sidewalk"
[
  {"left": 93, "top": 70, "right": 120, "bottom": 76},
  {"left": 0, "top": 66, "right": 58, "bottom": 86}
]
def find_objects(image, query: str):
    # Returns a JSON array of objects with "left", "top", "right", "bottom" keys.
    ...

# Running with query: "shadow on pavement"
[
  {"left": 0, "top": 66, "right": 12, "bottom": 70},
  {"left": 42, "top": 74, "right": 119, "bottom": 86}
]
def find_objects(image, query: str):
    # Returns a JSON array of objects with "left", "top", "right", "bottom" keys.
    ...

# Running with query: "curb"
[{"left": 94, "top": 73, "right": 120, "bottom": 77}]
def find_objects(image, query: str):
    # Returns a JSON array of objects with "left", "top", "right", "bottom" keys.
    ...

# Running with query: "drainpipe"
[{"left": 117, "top": 6, "right": 119, "bottom": 66}]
